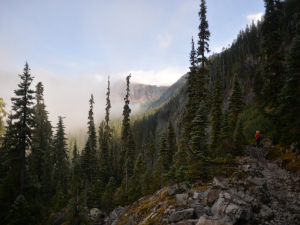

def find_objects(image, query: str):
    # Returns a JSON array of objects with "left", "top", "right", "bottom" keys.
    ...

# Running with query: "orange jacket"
[{"left": 255, "top": 133, "right": 261, "bottom": 139}]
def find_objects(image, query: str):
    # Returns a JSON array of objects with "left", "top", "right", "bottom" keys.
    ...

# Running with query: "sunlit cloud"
[{"left": 247, "top": 12, "right": 263, "bottom": 24}]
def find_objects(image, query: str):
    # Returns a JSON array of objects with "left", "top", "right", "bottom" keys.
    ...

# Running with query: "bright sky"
[{"left": 0, "top": 0, "right": 264, "bottom": 131}]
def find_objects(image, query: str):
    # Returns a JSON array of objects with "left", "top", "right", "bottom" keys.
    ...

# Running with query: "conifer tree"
[
  {"left": 31, "top": 82, "right": 52, "bottom": 183},
  {"left": 211, "top": 66, "right": 222, "bottom": 150},
  {"left": 81, "top": 139, "right": 92, "bottom": 208},
  {"left": 189, "top": 100, "right": 209, "bottom": 158},
  {"left": 158, "top": 133, "right": 169, "bottom": 171},
  {"left": 52, "top": 116, "right": 69, "bottom": 193},
  {"left": 0, "top": 98, "right": 7, "bottom": 138},
  {"left": 151, "top": 157, "right": 164, "bottom": 192},
  {"left": 141, "top": 165, "right": 152, "bottom": 196},
  {"left": 219, "top": 111, "right": 231, "bottom": 156},
  {"left": 174, "top": 130, "right": 189, "bottom": 182},
  {"left": 182, "top": 38, "right": 199, "bottom": 139},
  {"left": 101, "top": 176, "right": 116, "bottom": 213},
  {"left": 233, "top": 119, "right": 246, "bottom": 156},
  {"left": 196, "top": 0, "right": 210, "bottom": 103},
  {"left": 10, "top": 62, "right": 35, "bottom": 195},
  {"left": 120, "top": 74, "right": 132, "bottom": 177},
  {"left": 87, "top": 94, "right": 97, "bottom": 175},
  {"left": 278, "top": 6, "right": 300, "bottom": 147},
  {"left": 72, "top": 140, "right": 78, "bottom": 166},
  {"left": 146, "top": 133, "right": 155, "bottom": 170},
  {"left": 128, "top": 154, "right": 143, "bottom": 203},
  {"left": 167, "top": 117, "right": 176, "bottom": 166},
  {"left": 228, "top": 74, "right": 244, "bottom": 131},
  {"left": 261, "top": 0, "right": 284, "bottom": 110}
]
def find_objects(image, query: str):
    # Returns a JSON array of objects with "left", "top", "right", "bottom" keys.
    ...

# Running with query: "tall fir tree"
[
  {"left": 278, "top": 5, "right": 300, "bottom": 148},
  {"left": 182, "top": 38, "right": 199, "bottom": 139},
  {"left": 189, "top": 100, "right": 209, "bottom": 158},
  {"left": 30, "top": 82, "right": 52, "bottom": 183},
  {"left": 101, "top": 176, "right": 116, "bottom": 213},
  {"left": 9, "top": 62, "right": 36, "bottom": 196},
  {"left": 196, "top": 0, "right": 210, "bottom": 103},
  {"left": 72, "top": 140, "right": 78, "bottom": 166},
  {"left": 219, "top": 110, "right": 231, "bottom": 156},
  {"left": 0, "top": 98, "right": 7, "bottom": 138},
  {"left": 146, "top": 133, "right": 155, "bottom": 170},
  {"left": 52, "top": 116, "right": 69, "bottom": 194},
  {"left": 87, "top": 94, "right": 97, "bottom": 175},
  {"left": 228, "top": 74, "right": 244, "bottom": 132},
  {"left": 260, "top": 0, "right": 285, "bottom": 144},
  {"left": 211, "top": 66, "right": 223, "bottom": 150},
  {"left": 167, "top": 117, "right": 176, "bottom": 166},
  {"left": 120, "top": 74, "right": 132, "bottom": 178}
]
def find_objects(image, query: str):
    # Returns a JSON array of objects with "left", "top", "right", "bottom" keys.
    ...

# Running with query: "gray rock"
[
  {"left": 194, "top": 205, "right": 205, "bottom": 218},
  {"left": 123, "top": 220, "right": 136, "bottom": 225},
  {"left": 247, "top": 176, "right": 265, "bottom": 186},
  {"left": 259, "top": 204, "right": 273, "bottom": 219},
  {"left": 204, "top": 206, "right": 212, "bottom": 216},
  {"left": 169, "top": 208, "right": 195, "bottom": 222},
  {"left": 168, "top": 185, "right": 182, "bottom": 195},
  {"left": 90, "top": 208, "right": 103, "bottom": 219},
  {"left": 182, "top": 183, "right": 190, "bottom": 192},
  {"left": 53, "top": 211, "right": 68, "bottom": 225},
  {"left": 188, "top": 199, "right": 202, "bottom": 207},
  {"left": 109, "top": 206, "right": 125, "bottom": 220},
  {"left": 196, "top": 216, "right": 228, "bottom": 225},
  {"left": 213, "top": 177, "right": 227, "bottom": 190},
  {"left": 193, "top": 191, "right": 202, "bottom": 200},
  {"left": 176, "top": 193, "right": 189, "bottom": 206}
]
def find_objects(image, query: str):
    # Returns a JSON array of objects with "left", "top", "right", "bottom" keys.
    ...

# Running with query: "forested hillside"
[{"left": 0, "top": 0, "right": 300, "bottom": 224}]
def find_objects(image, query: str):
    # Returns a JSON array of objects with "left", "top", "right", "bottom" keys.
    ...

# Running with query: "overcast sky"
[{"left": 0, "top": 0, "right": 264, "bottom": 132}]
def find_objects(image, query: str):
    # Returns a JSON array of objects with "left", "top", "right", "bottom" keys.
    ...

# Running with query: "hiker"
[{"left": 255, "top": 131, "right": 261, "bottom": 147}]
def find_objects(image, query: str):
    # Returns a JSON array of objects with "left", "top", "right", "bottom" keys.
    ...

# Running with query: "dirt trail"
[{"left": 245, "top": 145, "right": 300, "bottom": 225}]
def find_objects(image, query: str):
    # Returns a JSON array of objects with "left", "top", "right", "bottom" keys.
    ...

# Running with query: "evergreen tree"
[
  {"left": 151, "top": 157, "right": 164, "bottom": 192},
  {"left": 101, "top": 176, "right": 116, "bottom": 213},
  {"left": 261, "top": 0, "right": 285, "bottom": 143},
  {"left": 52, "top": 116, "right": 69, "bottom": 194},
  {"left": 141, "top": 165, "right": 152, "bottom": 196},
  {"left": 196, "top": 0, "right": 210, "bottom": 103},
  {"left": 228, "top": 74, "right": 244, "bottom": 132},
  {"left": 128, "top": 154, "right": 143, "bottom": 203},
  {"left": 81, "top": 139, "right": 92, "bottom": 208},
  {"left": 278, "top": 5, "right": 300, "bottom": 148},
  {"left": 30, "top": 82, "right": 52, "bottom": 183},
  {"left": 167, "top": 117, "right": 176, "bottom": 166},
  {"left": 10, "top": 62, "right": 35, "bottom": 195},
  {"left": 0, "top": 98, "right": 7, "bottom": 138},
  {"left": 219, "top": 111, "right": 231, "bottom": 156},
  {"left": 146, "top": 133, "right": 155, "bottom": 170},
  {"left": 182, "top": 38, "right": 199, "bottom": 139},
  {"left": 233, "top": 119, "right": 246, "bottom": 156},
  {"left": 174, "top": 130, "right": 189, "bottom": 182},
  {"left": 211, "top": 66, "right": 223, "bottom": 150},
  {"left": 87, "top": 94, "right": 97, "bottom": 174},
  {"left": 120, "top": 74, "right": 132, "bottom": 178},
  {"left": 261, "top": 0, "right": 284, "bottom": 110},
  {"left": 158, "top": 133, "right": 169, "bottom": 171},
  {"left": 189, "top": 100, "right": 209, "bottom": 158},
  {"left": 72, "top": 140, "right": 78, "bottom": 166}
]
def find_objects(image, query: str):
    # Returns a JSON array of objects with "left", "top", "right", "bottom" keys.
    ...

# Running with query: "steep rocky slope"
[
  {"left": 69, "top": 145, "right": 300, "bottom": 225},
  {"left": 111, "top": 80, "right": 169, "bottom": 104}
]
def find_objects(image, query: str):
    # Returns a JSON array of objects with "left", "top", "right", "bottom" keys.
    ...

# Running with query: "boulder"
[
  {"left": 169, "top": 208, "right": 195, "bottom": 222},
  {"left": 176, "top": 193, "right": 189, "bottom": 206},
  {"left": 194, "top": 205, "right": 205, "bottom": 218},
  {"left": 193, "top": 191, "right": 202, "bottom": 200},
  {"left": 259, "top": 204, "right": 273, "bottom": 219},
  {"left": 109, "top": 206, "right": 126, "bottom": 220},
  {"left": 90, "top": 208, "right": 102, "bottom": 219},
  {"left": 168, "top": 185, "right": 182, "bottom": 195},
  {"left": 206, "top": 190, "right": 221, "bottom": 206},
  {"left": 196, "top": 216, "right": 228, "bottom": 225},
  {"left": 53, "top": 211, "right": 68, "bottom": 225},
  {"left": 188, "top": 199, "right": 202, "bottom": 207},
  {"left": 213, "top": 178, "right": 227, "bottom": 190}
]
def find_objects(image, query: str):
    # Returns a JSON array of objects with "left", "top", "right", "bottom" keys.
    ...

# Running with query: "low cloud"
[
  {"left": 1, "top": 66, "right": 187, "bottom": 133},
  {"left": 247, "top": 12, "right": 263, "bottom": 24}
]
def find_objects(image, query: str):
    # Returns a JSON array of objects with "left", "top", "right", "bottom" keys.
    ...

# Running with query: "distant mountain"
[
  {"left": 111, "top": 80, "right": 169, "bottom": 103},
  {"left": 147, "top": 73, "right": 188, "bottom": 109}
]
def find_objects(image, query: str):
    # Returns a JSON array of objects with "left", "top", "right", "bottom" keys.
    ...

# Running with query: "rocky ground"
[{"left": 54, "top": 145, "right": 300, "bottom": 225}]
